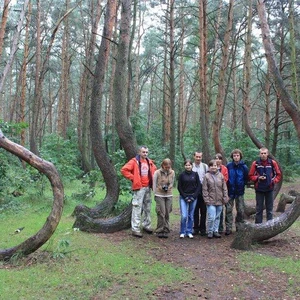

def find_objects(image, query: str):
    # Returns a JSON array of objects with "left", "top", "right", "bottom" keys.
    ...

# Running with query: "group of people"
[{"left": 121, "top": 145, "right": 282, "bottom": 239}]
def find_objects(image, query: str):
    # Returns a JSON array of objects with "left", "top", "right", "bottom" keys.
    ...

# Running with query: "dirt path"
[{"left": 107, "top": 180, "right": 300, "bottom": 299}]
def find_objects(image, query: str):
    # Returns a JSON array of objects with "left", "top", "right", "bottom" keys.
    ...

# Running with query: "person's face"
[
  {"left": 162, "top": 164, "right": 171, "bottom": 171},
  {"left": 184, "top": 162, "right": 193, "bottom": 171},
  {"left": 259, "top": 149, "right": 268, "bottom": 161},
  {"left": 194, "top": 152, "right": 203, "bottom": 164},
  {"left": 209, "top": 162, "right": 218, "bottom": 173},
  {"left": 215, "top": 156, "right": 222, "bottom": 166},
  {"left": 139, "top": 147, "right": 149, "bottom": 159},
  {"left": 232, "top": 153, "right": 241, "bottom": 163}
]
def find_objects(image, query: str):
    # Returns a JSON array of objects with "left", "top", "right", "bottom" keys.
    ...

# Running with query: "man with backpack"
[{"left": 248, "top": 147, "right": 282, "bottom": 224}]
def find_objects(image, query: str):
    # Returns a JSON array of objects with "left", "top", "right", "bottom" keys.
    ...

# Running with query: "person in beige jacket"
[
  {"left": 152, "top": 158, "right": 175, "bottom": 238},
  {"left": 202, "top": 160, "right": 228, "bottom": 239}
]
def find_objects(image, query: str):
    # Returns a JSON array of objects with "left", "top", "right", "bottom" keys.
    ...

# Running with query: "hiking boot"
[
  {"left": 200, "top": 231, "right": 207, "bottom": 236},
  {"left": 207, "top": 232, "right": 213, "bottom": 239},
  {"left": 162, "top": 232, "right": 168, "bottom": 238},
  {"left": 157, "top": 232, "right": 164, "bottom": 238},
  {"left": 213, "top": 232, "right": 221, "bottom": 238},
  {"left": 225, "top": 230, "right": 232, "bottom": 236},
  {"left": 132, "top": 231, "right": 143, "bottom": 238},
  {"left": 143, "top": 227, "right": 153, "bottom": 234}
]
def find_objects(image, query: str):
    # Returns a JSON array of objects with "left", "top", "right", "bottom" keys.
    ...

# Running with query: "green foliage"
[
  {"left": 0, "top": 120, "right": 29, "bottom": 139},
  {"left": 51, "top": 239, "right": 71, "bottom": 259},
  {"left": 40, "top": 133, "right": 82, "bottom": 180}
]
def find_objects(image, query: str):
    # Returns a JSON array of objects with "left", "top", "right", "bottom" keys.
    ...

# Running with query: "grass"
[{"left": 0, "top": 180, "right": 191, "bottom": 300}]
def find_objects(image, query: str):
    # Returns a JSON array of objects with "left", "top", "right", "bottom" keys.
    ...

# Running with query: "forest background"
[
  {"left": 1, "top": 1, "right": 300, "bottom": 223},
  {"left": 1, "top": 1, "right": 300, "bottom": 298}
]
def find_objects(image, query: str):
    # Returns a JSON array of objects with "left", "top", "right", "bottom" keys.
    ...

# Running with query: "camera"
[{"left": 162, "top": 185, "right": 169, "bottom": 192}]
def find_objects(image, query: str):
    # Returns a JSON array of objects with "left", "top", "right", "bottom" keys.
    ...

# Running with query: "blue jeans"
[
  {"left": 255, "top": 191, "right": 273, "bottom": 223},
  {"left": 207, "top": 205, "right": 223, "bottom": 234},
  {"left": 180, "top": 196, "right": 197, "bottom": 235}
]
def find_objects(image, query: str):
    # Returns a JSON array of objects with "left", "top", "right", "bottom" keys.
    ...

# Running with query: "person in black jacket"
[
  {"left": 177, "top": 159, "right": 201, "bottom": 239},
  {"left": 225, "top": 149, "right": 249, "bottom": 235}
]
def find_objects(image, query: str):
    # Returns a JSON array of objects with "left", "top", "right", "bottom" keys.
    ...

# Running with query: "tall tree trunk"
[
  {"left": 29, "top": 4, "right": 75, "bottom": 154},
  {"left": 198, "top": 0, "right": 210, "bottom": 162},
  {"left": 73, "top": 0, "right": 119, "bottom": 221},
  {"left": 115, "top": 0, "right": 137, "bottom": 159},
  {"left": 29, "top": 0, "right": 41, "bottom": 155},
  {"left": 74, "top": 0, "right": 136, "bottom": 233},
  {"left": 77, "top": 0, "right": 102, "bottom": 173},
  {"left": 212, "top": 0, "right": 234, "bottom": 156},
  {"left": 19, "top": 0, "right": 31, "bottom": 150},
  {"left": 168, "top": 0, "right": 176, "bottom": 164},
  {"left": 0, "top": 0, "right": 30, "bottom": 94},
  {"left": 257, "top": 0, "right": 300, "bottom": 138},
  {"left": 288, "top": 0, "right": 299, "bottom": 106},
  {"left": 0, "top": 0, "right": 11, "bottom": 61},
  {"left": 57, "top": 0, "right": 71, "bottom": 139}
]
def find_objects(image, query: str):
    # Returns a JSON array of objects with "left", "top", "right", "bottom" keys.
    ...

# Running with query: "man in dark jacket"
[
  {"left": 248, "top": 147, "right": 282, "bottom": 224},
  {"left": 225, "top": 149, "right": 249, "bottom": 235}
]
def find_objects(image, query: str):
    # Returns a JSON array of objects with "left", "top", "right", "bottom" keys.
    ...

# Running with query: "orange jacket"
[{"left": 121, "top": 156, "right": 157, "bottom": 190}]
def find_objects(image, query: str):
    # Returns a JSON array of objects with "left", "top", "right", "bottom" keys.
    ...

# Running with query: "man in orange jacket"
[{"left": 121, "top": 146, "right": 157, "bottom": 237}]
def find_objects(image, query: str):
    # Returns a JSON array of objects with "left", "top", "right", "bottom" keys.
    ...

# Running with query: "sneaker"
[
  {"left": 156, "top": 232, "right": 164, "bottom": 238},
  {"left": 225, "top": 230, "right": 232, "bottom": 236},
  {"left": 213, "top": 232, "right": 221, "bottom": 238},
  {"left": 143, "top": 227, "right": 153, "bottom": 234},
  {"left": 187, "top": 233, "right": 194, "bottom": 239},
  {"left": 180, "top": 234, "right": 185, "bottom": 238},
  {"left": 132, "top": 231, "right": 143, "bottom": 238},
  {"left": 207, "top": 232, "right": 213, "bottom": 239},
  {"left": 162, "top": 233, "right": 168, "bottom": 239}
]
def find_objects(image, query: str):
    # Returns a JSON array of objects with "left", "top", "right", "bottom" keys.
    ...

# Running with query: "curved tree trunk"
[
  {"left": 0, "top": 130, "right": 64, "bottom": 260},
  {"left": 73, "top": 0, "right": 119, "bottom": 220},
  {"left": 73, "top": 204, "right": 132, "bottom": 233},
  {"left": 276, "top": 193, "right": 295, "bottom": 213},
  {"left": 73, "top": 0, "right": 135, "bottom": 233},
  {"left": 231, "top": 192, "right": 300, "bottom": 250}
]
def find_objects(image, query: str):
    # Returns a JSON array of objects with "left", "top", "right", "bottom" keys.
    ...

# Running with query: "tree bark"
[
  {"left": 231, "top": 192, "right": 300, "bottom": 250},
  {"left": 212, "top": 0, "right": 233, "bottom": 156},
  {"left": 0, "top": 130, "right": 64, "bottom": 260},
  {"left": 73, "top": 204, "right": 132, "bottom": 233},
  {"left": 276, "top": 193, "right": 295, "bottom": 213},
  {"left": 0, "top": 0, "right": 11, "bottom": 61},
  {"left": 257, "top": 0, "right": 300, "bottom": 139},
  {"left": 198, "top": 0, "right": 210, "bottom": 162},
  {"left": 114, "top": 0, "right": 137, "bottom": 159},
  {"left": 73, "top": 0, "right": 119, "bottom": 221}
]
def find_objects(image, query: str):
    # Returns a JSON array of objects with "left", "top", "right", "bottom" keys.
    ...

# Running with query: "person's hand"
[{"left": 259, "top": 175, "right": 266, "bottom": 181}]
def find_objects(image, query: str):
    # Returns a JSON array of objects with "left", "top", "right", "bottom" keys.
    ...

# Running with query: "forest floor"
[{"left": 99, "top": 180, "right": 300, "bottom": 300}]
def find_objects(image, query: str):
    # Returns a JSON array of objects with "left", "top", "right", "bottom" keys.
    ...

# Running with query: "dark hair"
[
  {"left": 215, "top": 153, "right": 222, "bottom": 160},
  {"left": 230, "top": 149, "right": 243, "bottom": 159},
  {"left": 208, "top": 159, "right": 217, "bottom": 167},
  {"left": 184, "top": 159, "right": 193, "bottom": 166}
]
